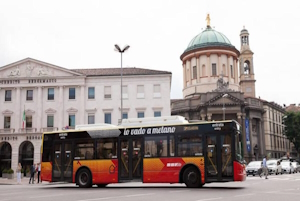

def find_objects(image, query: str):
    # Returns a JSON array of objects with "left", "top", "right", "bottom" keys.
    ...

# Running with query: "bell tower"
[{"left": 239, "top": 26, "right": 256, "bottom": 97}]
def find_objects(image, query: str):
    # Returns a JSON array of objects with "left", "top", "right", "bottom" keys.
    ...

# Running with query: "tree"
[{"left": 283, "top": 112, "right": 300, "bottom": 157}]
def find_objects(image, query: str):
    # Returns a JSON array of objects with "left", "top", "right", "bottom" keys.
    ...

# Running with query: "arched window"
[
  {"left": 19, "top": 141, "right": 34, "bottom": 176},
  {"left": 244, "top": 60, "right": 250, "bottom": 74},
  {"left": 222, "top": 64, "right": 226, "bottom": 76},
  {"left": 0, "top": 142, "right": 12, "bottom": 175}
]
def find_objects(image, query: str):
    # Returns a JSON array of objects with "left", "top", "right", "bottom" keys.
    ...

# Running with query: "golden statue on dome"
[{"left": 206, "top": 14, "right": 211, "bottom": 27}]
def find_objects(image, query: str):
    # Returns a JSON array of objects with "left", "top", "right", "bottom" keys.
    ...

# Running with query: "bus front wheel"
[
  {"left": 183, "top": 166, "right": 201, "bottom": 188},
  {"left": 77, "top": 168, "right": 92, "bottom": 188}
]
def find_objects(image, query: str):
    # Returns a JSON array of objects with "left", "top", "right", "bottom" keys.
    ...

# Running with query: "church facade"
[{"left": 171, "top": 15, "right": 292, "bottom": 161}]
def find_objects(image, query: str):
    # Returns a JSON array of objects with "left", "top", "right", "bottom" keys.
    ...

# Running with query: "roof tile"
[{"left": 71, "top": 67, "right": 171, "bottom": 76}]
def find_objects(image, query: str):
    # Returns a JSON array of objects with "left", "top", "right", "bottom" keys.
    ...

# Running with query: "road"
[{"left": 1, "top": 173, "right": 300, "bottom": 201}]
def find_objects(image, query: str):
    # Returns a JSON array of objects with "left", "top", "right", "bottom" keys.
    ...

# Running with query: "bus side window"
[
  {"left": 177, "top": 133, "right": 202, "bottom": 157},
  {"left": 169, "top": 135, "right": 175, "bottom": 157},
  {"left": 96, "top": 138, "right": 118, "bottom": 159},
  {"left": 74, "top": 140, "right": 95, "bottom": 160},
  {"left": 144, "top": 136, "right": 167, "bottom": 158}
]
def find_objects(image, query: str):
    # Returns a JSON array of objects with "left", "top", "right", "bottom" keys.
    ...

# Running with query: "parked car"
[
  {"left": 281, "top": 161, "right": 295, "bottom": 174},
  {"left": 291, "top": 162, "right": 300, "bottom": 173},
  {"left": 267, "top": 160, "right": 282, "bottom": 175},
  {"left": 246, "top": 161, "right": 262, "bottom": 176}
]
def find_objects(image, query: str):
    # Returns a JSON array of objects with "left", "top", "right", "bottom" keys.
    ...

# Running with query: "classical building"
[
  {"left": 171, "top": 15, "right": 292, "bottom": 162},
  {"left": 263, "top": 101, "right": 291, "bottom": 158},
  {"left": 0, "top": 57, "right": 171, "bottom": 174}
]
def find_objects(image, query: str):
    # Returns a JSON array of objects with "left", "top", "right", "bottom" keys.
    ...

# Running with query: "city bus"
[{"left": 41, "top": 116, "right": 246, "bottom": 188}]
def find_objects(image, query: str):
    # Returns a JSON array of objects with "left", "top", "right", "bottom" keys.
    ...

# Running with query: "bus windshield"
[{"left": 235, "top": 122, "right": 243, "bottom": 163}]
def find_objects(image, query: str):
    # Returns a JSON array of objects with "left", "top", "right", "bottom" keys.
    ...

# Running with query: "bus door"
[
  {"left": 119, "top": 137, "right": 143, "bottom": 181},
  {"left": 52, "top": 141, "right": 73, "bottom": 182},
  {"left": 205, "top": 133, "right": 233, "bottom": 182}
]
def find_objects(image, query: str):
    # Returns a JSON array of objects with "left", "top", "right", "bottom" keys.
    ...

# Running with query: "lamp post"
[
  {"left": 114, "top": 44, "right": 130, "bottom": 123},
  {"left": 222, "top": 93, "right": 228, "bottom": 120}
]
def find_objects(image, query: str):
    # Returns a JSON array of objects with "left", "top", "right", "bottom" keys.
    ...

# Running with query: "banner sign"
[{"left": 245, "top": 118, "right": 251, "bottom": 152}]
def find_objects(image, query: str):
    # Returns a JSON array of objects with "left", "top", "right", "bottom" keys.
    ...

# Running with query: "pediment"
[
  {"left": 66, "top": 107, "right": 78, "bottom": 113},
  {"left": 2, "top": 109, "right": 13, "bottom": 115},
  {"left": 45, "top": 108, "right": 57, "bottom": 114},
  {"left": 0, "top": 58, "right": 83, "bottom": 78},
  {"left": 206, "top": 94, "right": 244, "bottom": 106},
  {"left": 85, "top": 108, "right": 97, "bottom": 113},
  {"left": 25, "top": 109, "right": 35, "bottom": 115}
]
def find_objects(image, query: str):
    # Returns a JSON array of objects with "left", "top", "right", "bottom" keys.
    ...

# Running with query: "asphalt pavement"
[{"left": 0, "top": 173, "right": 300, "bottom": 201}]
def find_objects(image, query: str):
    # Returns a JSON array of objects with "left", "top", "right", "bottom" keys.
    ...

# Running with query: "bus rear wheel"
[
  {"left": 77, "top": 169, "right": 92, "bottom": 188},
  {"left": 183, "top": 167, "right": 201, "bottom": 188}
]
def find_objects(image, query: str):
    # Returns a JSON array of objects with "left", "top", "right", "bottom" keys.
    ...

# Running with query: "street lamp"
[
  {"left": 222, "top": 93, "right": 228, "bottom": 120},
  {"left": 114, "top": 44, "right": 130, "bottom": 123}
]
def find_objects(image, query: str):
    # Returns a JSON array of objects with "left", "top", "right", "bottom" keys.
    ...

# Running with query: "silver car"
[{"left": 246, "top": 161, "right": 262, "bottom": 176}]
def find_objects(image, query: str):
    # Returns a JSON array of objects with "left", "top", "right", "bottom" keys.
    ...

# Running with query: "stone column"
[
  {"left": 16, "top": 87, "right": 21, "bottom": 129},
  {"left": 196, "top": 56, "right": 200, "bottom": 83},
  {"left": 258, "top": 119, "right": 265, "bottom": 156},
  {"left": 207, "top": 54, "right": 211, "bottom": 81},
  {"left": 227, "top": 56, "right": 230, "bottom": 81},
  {"left": 183, "top": 63, "right": 186, "bottom": 88},
  {"left": 189, "top": 60, "right": 192, "bottom": 84},
  {"left": 11, "top": 141, "right": 19, "bottom": 175},
  {"left": 58, "top": 86, "right": 64, "bottom": 129},
  {"left": 37, "top": 87, "right": 43, "bottom": 131},
  {"left": 80, "top": 86, "right": 85, "bottom": 124},
  {"left": 218, "top": 54, "right": 221, "bottom": 75},
  {"left": 234, "top": 58, "right": 238, "bottom": 84},
  {"left": 207, "top": 113, "right": 212, "bottom": 121}
]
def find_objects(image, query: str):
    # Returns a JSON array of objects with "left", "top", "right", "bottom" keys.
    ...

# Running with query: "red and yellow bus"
[{"left": 41, "top": 116, "right": 246, "bottom": 188}]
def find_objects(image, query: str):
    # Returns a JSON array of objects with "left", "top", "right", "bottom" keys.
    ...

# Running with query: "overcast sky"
[{"left": 0, "top": 0, "right": 299, "bottom": 106}]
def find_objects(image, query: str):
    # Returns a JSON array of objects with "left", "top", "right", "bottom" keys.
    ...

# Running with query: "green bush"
[
  {"left": 7, "top": 169, "right": 14, "bottom": 174},
  {"left": 21, "top": 168, "right": 24, "bottom": 173},
  {"left": 26, "top": 167, "right": 30, "bottom": 173},
  {"left": 2, "top": 169, "right": 8, "bottom": 174}
]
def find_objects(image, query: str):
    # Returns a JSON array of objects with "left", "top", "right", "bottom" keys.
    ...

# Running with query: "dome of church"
[{"left": 184, "top": 26, "right": 234, "bottom": 53}]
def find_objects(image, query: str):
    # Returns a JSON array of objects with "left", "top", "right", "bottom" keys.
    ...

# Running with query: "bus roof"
[
  {"left": 120, "top": 116, "right": 189, "bottom": 127},
  {"left": 42, "top": 116, "right": 238, "bottom": 135}
]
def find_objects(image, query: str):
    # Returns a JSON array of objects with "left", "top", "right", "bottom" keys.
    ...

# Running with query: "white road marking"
[
  {"left": 0, "top": 192, "right": 22, "bottom": 196},
  {"left": 77, "top": 193, "right": 155, "bottom": 201},
  {"left": 266, "top": 192, "right": 300, "bottom": 195},
  {"left": 233, "top": 193, "right": 254, "bottom": 197},
  {"left": 283, "top": 189, "right": 295, "bottom": 191},
  {"left": 196, "top": 197, "right": 222, "bottom": 201},
  {"left": 30, "top": 194, "right": 64, "bottom": 198}
]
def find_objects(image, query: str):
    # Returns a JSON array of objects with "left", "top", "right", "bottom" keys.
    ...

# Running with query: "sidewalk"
[{"left": 0, "top": 177, "right": 49, "bottom": 185}]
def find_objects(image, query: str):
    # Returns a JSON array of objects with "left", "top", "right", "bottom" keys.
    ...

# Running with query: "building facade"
[
  {"left": 263, "top": 101, "right": 291, "bottom": 159},
  {"left": 171, "top": 15, "right": 292, "bottom": 162},
  {"left": 0, "top": 58, "right": 172, "bottom": 174}
]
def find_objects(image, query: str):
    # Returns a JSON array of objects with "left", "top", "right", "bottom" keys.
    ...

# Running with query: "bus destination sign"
[{"left": 124, "top": 126, "right": 176, "bottom": 136}]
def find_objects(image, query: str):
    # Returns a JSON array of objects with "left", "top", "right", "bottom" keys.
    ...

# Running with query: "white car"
[
  {"left": 291, "top": 162, "right": 300, "bottom": 173},
  {"left": 267, "top": 160, "right": 282, "bottom": 175},
  {"left": 281, "top": 161, "right": 295, "bottom": 174}
]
